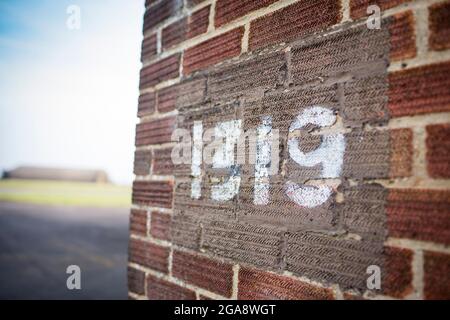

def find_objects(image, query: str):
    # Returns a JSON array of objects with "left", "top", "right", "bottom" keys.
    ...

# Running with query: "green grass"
[{"left": 0, "top": 179, "right": 131, "bottom": 207}]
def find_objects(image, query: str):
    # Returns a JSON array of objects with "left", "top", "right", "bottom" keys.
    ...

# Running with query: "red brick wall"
[{"left": 129, "top": 0, "right": 450, "bottom": 300}]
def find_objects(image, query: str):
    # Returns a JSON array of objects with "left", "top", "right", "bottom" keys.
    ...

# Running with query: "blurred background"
[{"left": 0, "top": 0, "right": 144, "bottom": 299}]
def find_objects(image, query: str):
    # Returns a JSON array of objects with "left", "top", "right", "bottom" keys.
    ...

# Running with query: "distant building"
[{"left": 2, "top": 166, "right": 109, "bottom": 183}]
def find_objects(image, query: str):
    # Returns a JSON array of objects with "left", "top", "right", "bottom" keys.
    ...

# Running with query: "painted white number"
[{"left": 285, "top": 106, "right": 345, "bottom": 208}]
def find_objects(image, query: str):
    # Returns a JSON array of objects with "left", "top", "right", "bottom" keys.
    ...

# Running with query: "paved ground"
[{"left": 0, "top": 202, "right": 129, "bottom": 299}]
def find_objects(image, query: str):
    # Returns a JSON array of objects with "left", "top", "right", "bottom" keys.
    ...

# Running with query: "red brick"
[
  {"left": 172, "top": 250, "right": 234, "bottom": 297},
  {"left": 388, "top": 11, "right": 416, "bottom": 61},
  {"left": 183, "top": 27, "right": 243, "bottom": 75},
  {"left": 388, "top": 61, "right": 450, "bottom": 117},
  {"left": 389, "top": 128, "right": 413, "bottom": 177},
  {"left": 161, "top": 6, "right": 210, "bottom": 50},
  {"left": 153, "top": 148, "right": 174, "bottom": 175},
  {"left": 129, "top": 238, "right": 169, "bottom": 273},
  {"left": 157, "top": 85, "right": 177, "bottom": 113},
  {"left": 215, "top": 0, "right": 278, "bottom": 27},
  {"left": 143, "top": 0, "right": 183, "bottom": 32},
  {"left": 350, "top": 0, "right": 411, "bottom": 19},
  {"left": 147, "top": 274, "right": 196, "bottom": 300},
  {"left": 132, "top": 180, "right": 173, "bottom": 208},
  {"left": 426, "top": 124, "right": 450, "bottom": 178},
  {"left": 135, "top": 116, "right": 176, "bottom": 146},
  {"left": 238, "top": 267, "right": 334, "bottom": 300},
  {"left": 140, "top": 54, "right": 181, "bottom": 89},
  {"left": 133, "top": 150, "right": 152, "bottom": 176},
  {"left": 150, "top": 211, "right": 171, "bottom": 241},
  {"left": 162, "top": 18, "right": 187, "bottom": 50},
  {"left": 129, "top": 209, "right": 147, "bottom": 236},
  {"left": 424, "top": 251, "right": 450, "bottom": 300},
  {"left": 429, "top": 1, "right": 450, "bottom": 51},
  {"left": 137, "top": 92, "right": 156, "bottom": 117},
  {"left": 387, "top": 189, "right": 450, "bottom": 245},
  {"left": 128, "top": 266, "right": 145, "bottom": 295},
  {"left": 383, "top": 246, "right": 413, "bottom": 298},
  {"left": 343, "top": 292, "right": 366, "bottom": 300},
  {"left": 249, "top": 0, "right": 341, "bottom": 51},
  {"left": 141, "top": 34, "right": 157, "bottom": 62}
]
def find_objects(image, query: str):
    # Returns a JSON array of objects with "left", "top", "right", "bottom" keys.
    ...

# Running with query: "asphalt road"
[{"left": 0, "top": 202, "right": 129, "bottom": 299}]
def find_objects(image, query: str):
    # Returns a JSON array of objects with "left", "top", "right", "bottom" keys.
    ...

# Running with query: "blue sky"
[{"left": 0, "top": 0, "right": 145, "bottom": 184}]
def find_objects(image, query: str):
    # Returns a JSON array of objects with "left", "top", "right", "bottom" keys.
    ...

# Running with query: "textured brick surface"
[
  {"left": 187, "top": 0, "right": 206, "bottom": 8},
  {"left": 129, "top": 209, "right": 147, "bottom": 236},
  {"left": 128, "top": 267, "right": 145, "bottom": 295},
  {"left": 424, "top": 251, "right": 450, "bottom": 300},
  {"left": 387, "top": 189, "right": 450, "bottom": 245},
  {"left": 150, "top": 211, "right": 171, "bottom": 241},
  {"left": 215, "top": 0, "right": 278, "bottom": 27},
  {"left": 172, "top": 250, "right": 234, "bottom": 297},
  {"left": 426, "top": 124, "right": 450, "bottom": 178},
  {"left": 153, "top": 148, "right": 174, "bottom": 175},
  {"left": 140, "top": 54, "right": 181, "bottom": 89},
  {"left": 129, "top": 238, "right": 169, "bottom": 273},
  {"left": 162, "top": 7, "right": 210, "bottom": 50},
  {"left": 143, "top": 0, "right": 183, "bottom": 32},
  {"left": 132, "top": 180, "right": 173, "bottom": 208},
  {"left": 183, "top": 27, "right": 244, "bottom": 74},
  {"left": 135, "top": 116, "right": 176, "bottom": 146},
  {"left": 382, "top": 246, "right": 413, "bottom": 298},
  {"left": 133, "top": 150, "right": 152, "bottom": 176},
  {"left": 137, "top": 92, "right": 156, "bottom": 117},
  {"left": 249, "top": 0, "right": 341, "bottom": 51},
  {"left": 147, "top": 275, "right": 196, "bottom": 300},
  {"left": 238, "top": 267, "right": 334, "bottom": 300},
  {"left": 388, "top": 61, "right": 450, "bottom": 117},
  {"left": 388, "top": 11, "right": 416, "bottom": 61},
  {"left": 350, "top": 0, "right": 411, "bottom": 19},
  {"left": 141, "top": 34, "right": 157, "bottom": 62},
  {"left": 429, "top": 1, "right": 450, "bottom": 51}
]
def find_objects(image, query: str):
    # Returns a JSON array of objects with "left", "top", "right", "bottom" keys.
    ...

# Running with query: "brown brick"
[
  {"left": 159, "top": 76, "right": 207, "bottom": 113},
  {"left": 153, "top": 148, "right": 174, "bottom": 175},
  {"left": 426, "top": 124, "right": 450, "bottom": 178},
  {"left": 188, "top": 5, "right": 210, "bottom": 39},
  {"left": 183, "top": 27, "right": 243, "bottom": 75},
  {"left": 424, "top": 251, "right": 450, "bottom": 300},
  {"left": 350, "top": 0, "right": 411, "bottom": 19},
  {"left": 388, "top": 61, "right": 450, "bottom": 117},
  {"left": 129, "top": 238, "right": 169, "bottom": 273},
  {"left": 147, "top": 274, "right": 196, "bottom": 300},
  {"left": 171, "top": 212, "right": 201, "bottom": 250},
  {"left": 387, "top": 189, "right": 450, "bottom": 245},
  {"left": 150, "top": 211, "right": 171, "bottom": 241},
  {"left": 388, "top": 11, "right": 416, "bottom": 61},
  {"left": 343, "top": 292, "right": 366, "bottom": 300},
  {"left": 172, "top": 250, "right": 234, "bottom": 297},
  {"left": 135, "top": 116, "right": 176, "bottom": 146},
  {"left": 202, "top": 219, "right": 282, "bottom": 269},
  {"left": 132, "top": 180, "right": 173, "bottom": 208},
  {"left": 140, "top": 54, "right": 181, "bottom": 89},
  {"left": 137, "top": 92, "right": 156, "bottom": 117},
  {"left": 141, "top": 34, "right": 157, "bottom": 62},
  {"left": 133, "top": 150, "right": 152, "bottom": 176},
  {"left": 429, "top": 1, "right": 450, "bottom": 51},
  {"left": 143, "top": 0, "right": 183, "bottom": 32},
  {"left": 382, "top": 246, "right": 413, "bottom": 298},
  {"left": 161, "top": 5, "right": 210, "bottom": 50},
  {"left": 162, "top": 18, "right": 187, "bottom": 50},
  {"left": 249, "top": 0, "right": 341, "bottom": 51},
  {"left": 286, "top": 230, "right": 384, "bottom": 290},
  {"left": 130, "top": 209, "right": 147, "bottom": 236},
  {"left": 215, "top": 0, "right": 278, "bottom": 27},
  {"left": 238, "top": 267, "right": 334, "bottom": 300},
  {"left": 128, "top": 266, "right": 145, "bottom": 295}
]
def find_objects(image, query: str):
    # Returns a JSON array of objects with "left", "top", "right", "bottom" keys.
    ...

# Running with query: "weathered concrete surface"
[{"left": 0, "top": 202, "right": 128, "bottom": 299}]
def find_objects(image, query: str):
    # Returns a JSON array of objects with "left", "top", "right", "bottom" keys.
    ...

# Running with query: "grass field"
[{"left": 0, "top": 179, "right": 131, "bottom": 207}]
